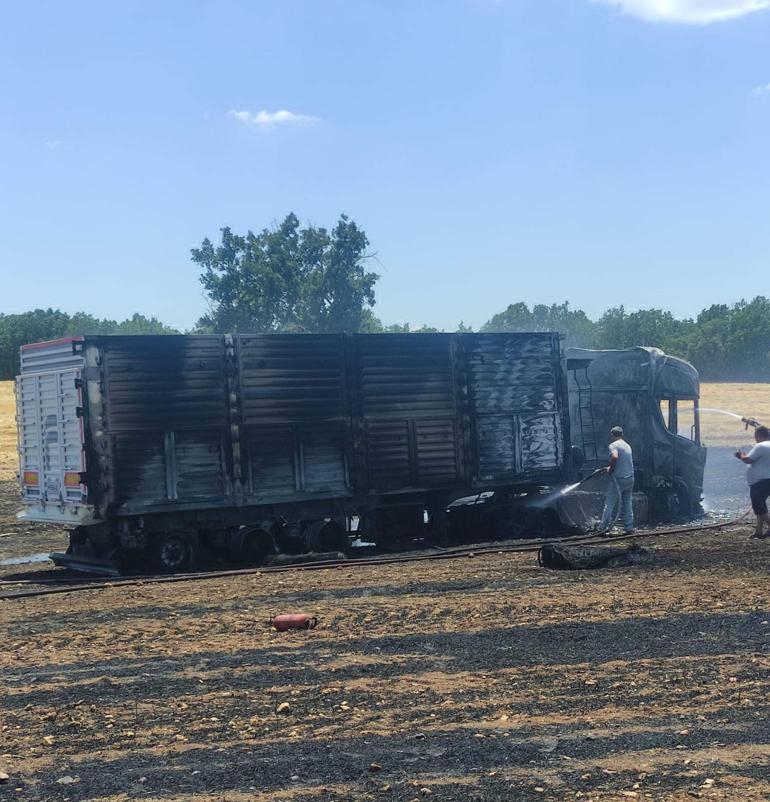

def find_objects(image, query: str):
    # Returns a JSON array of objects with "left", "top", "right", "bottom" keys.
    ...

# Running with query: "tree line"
[
  {"left": 479, "top": 298, "right": 770, "bottom": 381},
  {"left": 0, "top": 311, "right": 176, "bottom": 379},
  {"left": 1, "top": 213, "right": 768, "bottom": 381}
]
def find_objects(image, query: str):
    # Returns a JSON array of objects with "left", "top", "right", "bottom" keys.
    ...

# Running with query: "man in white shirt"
[
  {"left": 735, "top": 425, "right": 770, "bottom": 539},
  {"left": 598, "top": 425, "right": 635, "bottom": 535}
]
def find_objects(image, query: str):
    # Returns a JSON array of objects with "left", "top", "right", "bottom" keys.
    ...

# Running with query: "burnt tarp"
[{"left": 566, "top": 347, "right": 705, "bottom": 512}]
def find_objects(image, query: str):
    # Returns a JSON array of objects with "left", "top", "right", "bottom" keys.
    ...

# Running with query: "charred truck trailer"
[
  {"left": 16, "top": 333, "right": 570, "bottom": 571},
  {"left": 567, "top": 347, "right": 707, "bottom": 520}
]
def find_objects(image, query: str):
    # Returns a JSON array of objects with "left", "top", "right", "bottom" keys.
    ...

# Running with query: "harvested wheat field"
[
  {"left": 0, "top": 380, "right": 769, "bottom": 802},
  {"left": 698, "top": 384, "right": 770, "bottom": 448},
  {"left": 0, "top": 382, "right": 66, "bottom": 560},
  {"left": 0, "top": 380, "right": 17, "bottom": 480}
]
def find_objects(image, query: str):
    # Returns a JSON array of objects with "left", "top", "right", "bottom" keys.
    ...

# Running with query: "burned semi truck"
[
  {"left": 15, "top": 332, "right": 571, "bottom": 572},
  {"left": 567, "top": 347, "right": 707, "bottom": 520}
]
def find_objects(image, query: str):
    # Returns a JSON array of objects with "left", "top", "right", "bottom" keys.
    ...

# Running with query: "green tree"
[
  {"left": 192, "top": 213, "right": 379, "bottom": 334},
  {"left": 112, "top": 313, "right": 178, "bottom": 335},
  {"left": 685, "top": 297, "right": 770, "bottom": 380},
  {"left": 595, "top": 307, "right": 692, "bottom": 354},
  {"left": 481, "top": 301, "right": 596, "bottom": 347},
  {"left": 0, "top": 310, "right": 177, "bottom": 379}
]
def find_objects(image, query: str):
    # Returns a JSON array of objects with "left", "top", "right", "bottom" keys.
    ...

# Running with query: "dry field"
[
  {"left": 698, "top": 384, "right": 770, "bottom": 448},
  {"left": 1, "top": 380, "right": 17, "bottom": 480},
  {"left": 0, "top": 380, "right": 769, "bottom": 801},
  {"left": 0, "top": 382, "right": 66, "bottom": 558}
]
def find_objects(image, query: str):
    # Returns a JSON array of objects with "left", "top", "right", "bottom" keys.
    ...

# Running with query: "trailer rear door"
[{"left": 16, "top": 364, "right": 91, "bottom": 523}]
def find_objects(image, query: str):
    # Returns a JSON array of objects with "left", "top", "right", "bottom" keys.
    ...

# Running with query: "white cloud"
[
  {"left": 592, "top": 0, "right": 770, "bottom": 23},
  {"left": 227, "top": 109, "right": 319, "bottom": 130},
  {"left": 751, "top": 82, "right": 770, "bottom": 95},
  {"left": 45, "top": 140, "right": 61, "bottom": 149}
]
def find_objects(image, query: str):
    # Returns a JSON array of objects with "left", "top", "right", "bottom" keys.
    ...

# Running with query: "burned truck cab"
[{"left": 567, "top": 347, "right": 706, "bottom": 521}]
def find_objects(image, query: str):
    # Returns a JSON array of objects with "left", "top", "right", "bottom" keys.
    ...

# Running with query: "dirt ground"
[
  {"left": 1, "top": 381, "right": 769, "bottom": 801},
  {"left": 1, "top": 526, "right": 768, "bottom": 802}
]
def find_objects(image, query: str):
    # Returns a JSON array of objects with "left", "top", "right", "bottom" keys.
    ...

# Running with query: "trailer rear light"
[
  {"left": 64, "top": 471, "right": 83, "bottom": 488},
  {"left": 23, "top": 471, "right": 39, "bottom": 486}
]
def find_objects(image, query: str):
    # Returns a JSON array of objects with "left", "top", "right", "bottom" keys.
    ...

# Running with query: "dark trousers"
[{"left": 749, "top": 479, "right": 770, "bottom": 515}]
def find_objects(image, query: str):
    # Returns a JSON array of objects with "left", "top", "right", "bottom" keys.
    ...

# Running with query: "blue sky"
[{"left": 1, "top": 0, "right": 769, "bottom": 331}]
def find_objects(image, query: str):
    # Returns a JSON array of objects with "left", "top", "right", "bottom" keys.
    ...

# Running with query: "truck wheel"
[
  {"left": 234, "top": 526, "right": 277, "bottom": 565},
  {"left": 156, "top": 532, "right": 197, "bottom": 573},
  {"left": 656, "top": 488, "right": 690, "bottom": 522},
  {"left": 303, "top": 520, "right": 348, "bottom": 553}
]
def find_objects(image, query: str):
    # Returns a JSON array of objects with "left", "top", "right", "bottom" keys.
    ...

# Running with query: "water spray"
[
  {"left": 700, "top": 408, "right": 763, "bottom": 430},
  {"left": 561, "top": 470, "right": 621, "bottom": 533},
  {"left": 529, "top": 472, "right": 603, "bottom": 509},
  {"left": 531, "top": 468, "right": 621, "bottom": 535}
]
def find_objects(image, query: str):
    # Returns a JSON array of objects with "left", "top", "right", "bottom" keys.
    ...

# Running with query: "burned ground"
[
  {"left": 1, "top": 381, "right": 769, "bottom": 800},
  {"left": 1, "top": 527, "right": 769, "bottom": 802}
]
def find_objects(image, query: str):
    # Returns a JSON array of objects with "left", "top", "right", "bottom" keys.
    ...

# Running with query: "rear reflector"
[
  {"left": 64, "top": 472, "right": 82, "bottom": 488},
  {"left": 23, "top": 471, "right": 39, "bottom": 486}
]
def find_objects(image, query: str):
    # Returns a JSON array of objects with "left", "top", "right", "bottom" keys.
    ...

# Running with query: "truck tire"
[
  {"left": 234, "top": 526, "right": 277, "bottom": 565},
  {"left": 654, "top": 486, "right": 691, "bottom": 522},
  {"left": 156, "top": 532, "right": 197, "bottom": 573},
  {"left": 303, "top": 520, "right": 348, "bottom": 553}
]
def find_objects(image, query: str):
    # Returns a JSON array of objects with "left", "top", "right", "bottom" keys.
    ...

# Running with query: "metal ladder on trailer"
[{"left": 567, "top": 359, "right": 601, "bottom": 468}]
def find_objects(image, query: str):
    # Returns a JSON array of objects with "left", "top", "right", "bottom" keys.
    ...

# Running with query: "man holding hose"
[
  {"left": 735, "top": 425, "right": 770, "bottom": 539},
  {"left": 598, "top": 425, "right": 635, "bottom": 535}
]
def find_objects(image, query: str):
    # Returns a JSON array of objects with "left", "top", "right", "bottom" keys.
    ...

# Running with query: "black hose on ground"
[{"left": 0, "top": 509, "right": 751, "bottom": 601}]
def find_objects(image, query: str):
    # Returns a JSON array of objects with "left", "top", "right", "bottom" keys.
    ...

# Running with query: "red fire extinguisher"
[{"left": 271, "top": 613, "right": 318, "bottom": 631}]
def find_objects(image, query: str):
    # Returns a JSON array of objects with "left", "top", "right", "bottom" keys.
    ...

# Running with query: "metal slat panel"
[
  {"left": 468, "top": 336, "right": 558, "bottom": 414},
  {"left": 476, "top": 417, "right": 517, "bottom": 478},
  {"left": 358, "top": 335, "right": 455, "bottom": 420},
  {"left": 520, "top": 413, "right": 561, "bottom": 471},
  {"left": 113, "top": 432, "right": 167, "bottom": 506},
  {"left": 239, "top": 334, "right": 347, "bottom": 425},
  {"left": 103, "top": 336, "right": 227, "bottom": 432},
  {"left": 20, "top": 338, "right": 85, "bottom": 374},
  {"left": 239, "top": 335, "right": 349, "bottom": 499},
  {"left": 467, "top": 333, "right": 563, "bottom": 480},
  {"left": 247, "top": 426, "right": 296, "bottom": 497},
  {"left": 414, "top": 419, "right": 457, "bottom": 483},
  {"left": 175, "top": 431, "right": 225, "bottom": 501},
  {"left": 300, "top": 423, "right": 347, "bottom": 493},
  {"left": 365, "top": 420, "right": 411, "bottom": 490},
  {"left": 357, "top": 335, "right": 459, "bottom": 490}
]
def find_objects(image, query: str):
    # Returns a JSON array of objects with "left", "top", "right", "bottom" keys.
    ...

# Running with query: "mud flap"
[{"left": 50, "top": 551, "right": 122, "bottom": 576}]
